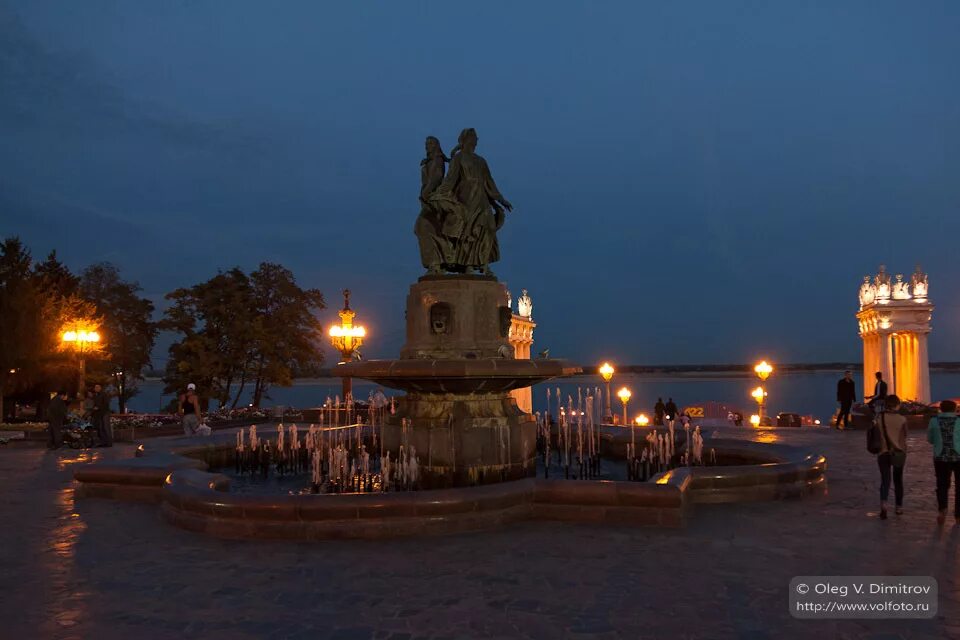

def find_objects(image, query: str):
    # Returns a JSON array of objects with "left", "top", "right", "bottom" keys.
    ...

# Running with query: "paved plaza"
[{"left": 0, "top": 427, "right": 957, "bottom": 640}]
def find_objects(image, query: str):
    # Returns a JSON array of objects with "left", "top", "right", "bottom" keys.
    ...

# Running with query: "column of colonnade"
[{"left": 917, "top": 332, "right": 930, "bottom": 404}]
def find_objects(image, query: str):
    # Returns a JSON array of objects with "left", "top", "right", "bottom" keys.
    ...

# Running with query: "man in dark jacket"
[
  {"left": 654, "top": 398, "right": 665, "bottom": 426},
  {"left": 91, "top": 384, "right": 112, "bottom": 447},
  {"left": 664, "top": 398, "right": 678, "bottom": 422},
  {"left": 866, "top": 371, "right": 888, "bottom": 414},
  {"left": 47, "top": 390, "right": 68, "bottom": 449},
  {"left": 835, "top": 370, "right": 856, "bottom": 430}
]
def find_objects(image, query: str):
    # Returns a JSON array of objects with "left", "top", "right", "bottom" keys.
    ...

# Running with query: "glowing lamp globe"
[
  {"left": 750, "top": 414, "right": 761, "bottom": 427},
  {"left": 62, "top": 329, "right": 101, "bottom": 344},
  {"left": 599, "top": 362, "right": 614, "bottom": 383},
  {"left": 754, "top": 360, "right": 773, "bottom": 381},
  {"left": 617, "top": 387, "right": 631, "bottom": 404},
  {"left": 635, "top": 414, "right": 649, "bottom": 426}
]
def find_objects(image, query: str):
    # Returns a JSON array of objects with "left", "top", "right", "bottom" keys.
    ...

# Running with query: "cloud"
[{"left": 0, "top": 7, "right": 258, "bottom": 153}]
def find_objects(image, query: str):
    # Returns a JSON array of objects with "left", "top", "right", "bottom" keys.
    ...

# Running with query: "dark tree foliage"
[
  {"left": 79, "top": 263, "right": 157, "bottom": 413},
  {"left": 161, "top": 263, "right": 324, "bottom": 409},
  {"left": 0, "top": 239, "right": 99, "bottom": 419}
]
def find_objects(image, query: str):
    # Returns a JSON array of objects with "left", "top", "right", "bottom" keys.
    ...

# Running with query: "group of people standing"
[
  {"left": 652, "top": 397, "right": 679, "bottom": 426},
  {"left": 834, "top": 369, "right": 889, "bottom": 430},
  {"left": 869, "top": 394, "right": 960, "bottom": 525},
  {"left": 46, "top": 383, "right": 113, "bottom": 449},
  {"left": 838, "top": 369, "right": 960, "bottom": 524}
]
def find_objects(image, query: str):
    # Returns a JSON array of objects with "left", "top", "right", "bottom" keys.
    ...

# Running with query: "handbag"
[
  {"left": 880, "top": 413, "right": 907, "bottom": 468},
  {"left": 866, "top": 416, "right": 883, "bottom": 454}
]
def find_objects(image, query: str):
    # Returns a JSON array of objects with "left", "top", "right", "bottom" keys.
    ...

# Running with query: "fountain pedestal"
[{"left": 336, "top": 275, "right": 579, "bottom": 489}]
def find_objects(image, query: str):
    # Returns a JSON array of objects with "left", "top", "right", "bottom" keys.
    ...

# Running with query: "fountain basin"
[
  {"left": 333, "top": 358, "right": 580, "bottom": 394},
  {"left": 72, "top": 428, "right": 827, "bottom": 539}
]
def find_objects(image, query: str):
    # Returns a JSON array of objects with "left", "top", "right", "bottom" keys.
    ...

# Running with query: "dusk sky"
[{"left": 3, "top": 1, "right": 959, "bottom": 366}]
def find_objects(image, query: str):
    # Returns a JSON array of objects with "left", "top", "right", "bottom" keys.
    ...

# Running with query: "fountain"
[
  {"left": 71, "top": 130, "right": 828, "bottom": 539},
  {"left": 335, "top": 274, "right": 580, "bottom": 488}
]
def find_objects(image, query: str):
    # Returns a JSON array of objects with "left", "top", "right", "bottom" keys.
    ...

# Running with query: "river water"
[{"left": 128, "top": 370, "right": 960, "bottom": 423}]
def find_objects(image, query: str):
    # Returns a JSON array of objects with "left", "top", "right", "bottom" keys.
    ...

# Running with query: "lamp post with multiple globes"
[
  {"left": 750, "top": 386, "right": 768, "bottom": 425},
  {"left": 61, "top": 327, "right": 101, "bottom": 396},
  {"left": 598, "top": 362, "right": 614, "bottom": 423},
  {"left": 328, "top": 290, "right": 366, "bottom": 401},
  {"left": 752, "top": 360, "right": 774, "bottom": 425}
]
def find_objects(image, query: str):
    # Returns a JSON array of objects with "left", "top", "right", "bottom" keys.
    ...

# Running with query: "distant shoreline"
[{"left": 141, "top": 362, "right": 960, "bottom": 383}]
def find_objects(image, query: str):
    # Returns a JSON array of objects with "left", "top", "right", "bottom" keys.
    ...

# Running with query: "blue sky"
[{"left": 2, "top": 1, "right": 959, "bottom": 366}]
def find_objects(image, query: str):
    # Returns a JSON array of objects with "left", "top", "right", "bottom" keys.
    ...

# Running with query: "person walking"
[
  {"left": 836, "top": 370, "right": 856, "bottom": 430},
  {"left": 47, "top": 390, "right": 68, "bottom": 450},
  {"left": 865, "top": 371, "right": 888, "bottom": 414},
  {"left": 928, "top": 399, "right": 960, "bottom": 525},
  {"left": 179, "top": 383, "right": 202, "bottom": 436},
  {"left": 91, "top": 383, "right": 112, "bottom": 447},
  {"left": 874, "top": 395, "right": 908, "bottom": 519},
  {"left": 664, "top": 398, "right": 678, "bottom": 423},
  {"left": 654, "top": 398, "right": 665, "bottom": 426}
]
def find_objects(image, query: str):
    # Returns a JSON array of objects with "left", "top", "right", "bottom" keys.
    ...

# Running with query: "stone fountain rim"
[{"left": 72, "top": 428, "right": 827, "bottom": 540}]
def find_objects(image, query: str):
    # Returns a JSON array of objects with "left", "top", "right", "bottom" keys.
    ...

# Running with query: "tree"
[
  {"left": 161, "top": 268, "right": 257, "bottom": 409},
  {"left": 80, "top": 263, "right": 157, "bottom": 413},
  {"left": 0, "top": 239, "right": 99, "bottom": 419},
  {"left": 0, "top": 238, "right": 38, "bottom": 419},
  {"left": 161, "top": 263, "right": 325, "bottom": 410},
  {"left": 247, "top": 263, "right": 326, "bottom": 407}
]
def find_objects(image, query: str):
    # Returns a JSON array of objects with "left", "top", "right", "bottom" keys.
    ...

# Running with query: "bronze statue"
[
  {"left": 414, "top": 136, "right": 451, "bottom": 274},
  {"left": 414, "top": 128, "right": 512, "bottom": 276}
]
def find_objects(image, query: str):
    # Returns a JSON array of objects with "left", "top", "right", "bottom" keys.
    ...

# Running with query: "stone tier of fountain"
[{"left": 335, "top": 275, "right": 580, "bottom": 489}]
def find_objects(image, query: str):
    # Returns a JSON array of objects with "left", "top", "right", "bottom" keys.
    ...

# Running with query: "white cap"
[{"left": 187, "top": 383, "right": 196, "bottom": 390}]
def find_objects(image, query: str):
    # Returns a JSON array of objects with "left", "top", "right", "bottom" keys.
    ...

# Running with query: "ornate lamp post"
[
  {"left": 328, "top": 290, "right": 366, "bottom": 401},
  {"left": 752, "top": 360, "right": 773, "bottom": 425},
  {"left": 616, "top": 386, "right": 631, "bottom": 427},
  {"left": 599, "top": 362, "right": 614, "bottom": 423},
  {"left": 750, "top": 386, "right": 767, "bottom": 424},
  {"left": 61, "top": 327, "right": 101, "bottom": 396},
  {"left": 617, "top": 386, "right": 632, "bottom": 451}
]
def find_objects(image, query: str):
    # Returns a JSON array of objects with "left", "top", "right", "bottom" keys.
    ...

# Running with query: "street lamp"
[
  {"left": 61, "top": 326, "right": 101, "bottom": 396},
  {"left": 750, "top": 414, "right": 761, "bottom": 427},
  {"left": 616, "top": 386, "right": 631, "bottom": 426},
  {"left": 751, "top": 385, "right": 767, "bottom": 424},
  {"left": 328, "top": 289, "right": 366, "bottom": 401},
  {"left": 754, "top": 360, "right": 773, "bottom": 382},
  {"left": 635, "top": 414, "right": 649, "bottom": 427},
  {"left": 617, "top": 386, "right": 632, "bottom": 451},
  {"left": 599, "top": 362, "right": 614, "bottom": 423},
  {"left": 752, "top": 361, "right": 773, "bottom": 425}
]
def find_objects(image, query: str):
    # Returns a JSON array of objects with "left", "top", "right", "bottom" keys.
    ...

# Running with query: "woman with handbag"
[{"left": 874, "top": 395, "right": 908, "bottom": 520}]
